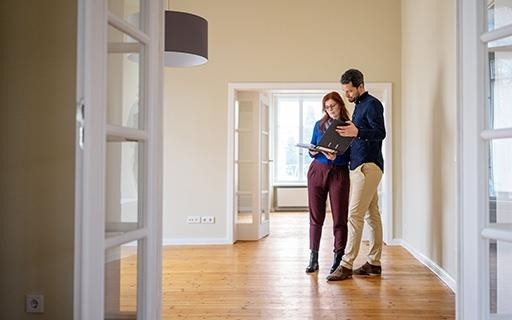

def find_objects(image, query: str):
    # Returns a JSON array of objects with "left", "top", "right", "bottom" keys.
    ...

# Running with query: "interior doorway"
[{"left": 227, "top": 82, "right": 394, "bottom": 244}]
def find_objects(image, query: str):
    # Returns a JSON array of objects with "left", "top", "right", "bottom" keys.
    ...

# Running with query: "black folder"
[{"left": 296, "top": 119, "right": 354, "bottom": 155}]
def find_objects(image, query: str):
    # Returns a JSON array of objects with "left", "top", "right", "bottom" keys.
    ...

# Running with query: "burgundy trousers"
[{"left": 307, "top": 160, "right": 350, "bottom": 253}]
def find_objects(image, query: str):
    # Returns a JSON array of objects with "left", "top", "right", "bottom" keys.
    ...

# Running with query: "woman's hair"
[{"left": 319, "top": 91, "right": 350, "bottom": 132}]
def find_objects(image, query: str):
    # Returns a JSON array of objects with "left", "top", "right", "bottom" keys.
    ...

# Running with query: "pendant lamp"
[{"left": 164, "top": 10, "right": 208, "bottom": 67}]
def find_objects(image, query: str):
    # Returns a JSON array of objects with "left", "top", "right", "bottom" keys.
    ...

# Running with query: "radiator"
[{"left": 274, "top": 186, "right": 308, "bottom": 209}]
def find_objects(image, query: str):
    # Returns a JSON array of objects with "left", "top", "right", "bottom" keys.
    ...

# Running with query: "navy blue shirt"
[
  {"left": 350, "top": 91, "right": 386, "bottom": 171},
  {"left": 309, "top": 120, "right": 350, "bottom": 167}
]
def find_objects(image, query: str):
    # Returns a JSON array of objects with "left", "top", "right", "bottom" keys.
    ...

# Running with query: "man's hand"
[{"left": 336, "top": 121, "right": 358, "bottom": 137}]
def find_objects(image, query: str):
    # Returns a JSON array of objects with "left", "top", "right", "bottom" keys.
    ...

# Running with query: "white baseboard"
[
  {"left": 163, "top": 237, "right": 233, "bottom": 245},
  {"left": 385, "top": 238, "right": 403, "bottom": 246},
  {"left": 397, "top": 239, "right": 456, "bottom": 292}
]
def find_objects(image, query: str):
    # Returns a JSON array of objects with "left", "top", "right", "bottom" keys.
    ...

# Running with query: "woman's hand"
[
  {"left": 321, "top": 151, "right": 336, "bottom": 161},
  {"left": 309, "top": 150, "right": 319, "bottom": 156}
]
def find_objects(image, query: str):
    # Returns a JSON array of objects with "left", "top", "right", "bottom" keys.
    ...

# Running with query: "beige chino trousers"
[{"left": 340, "top": 162, "right": 383, "bottom": 269}]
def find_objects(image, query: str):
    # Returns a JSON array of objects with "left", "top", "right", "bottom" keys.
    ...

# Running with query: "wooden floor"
[{"left": 162, "top": 212, "right": 455, "bottom": 319}]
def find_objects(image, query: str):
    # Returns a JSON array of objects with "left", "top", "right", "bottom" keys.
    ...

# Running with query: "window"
[{"left": 273, "top": 94, "right": 324, "bottom": 184}]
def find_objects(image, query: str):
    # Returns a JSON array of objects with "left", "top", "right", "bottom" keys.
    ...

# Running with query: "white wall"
[
  {"left": 401, "top": 0, "right": 457, "bottom": 279},
  {"left": 163, "top": 0, "right": 402, "bottom": 243}
]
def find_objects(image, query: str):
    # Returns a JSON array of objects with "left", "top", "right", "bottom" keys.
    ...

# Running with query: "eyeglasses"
[{"left": 325, "top": 103, "right": 338, "bottom": 111}]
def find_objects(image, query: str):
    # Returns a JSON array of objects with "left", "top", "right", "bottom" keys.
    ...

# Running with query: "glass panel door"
[
  {"left": 460, "top": 1, "right": 512, "bottom": 318},
  {"left": 76, "top": 0, "right": 162, "bottom": 319},
  {"left": 486, "top": 41, "right": 512, "bottom": 315},
  {"left": 259, "top": 95, "right": 270, "bottom": 232},
  {"left": 234, "top": 91, "right": 270, "bottom": 240}
]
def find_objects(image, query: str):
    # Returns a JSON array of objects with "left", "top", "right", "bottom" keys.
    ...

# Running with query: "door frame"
[
  {"left": 227, "top": 82, "right": 394, "bottom": 244},
  {"left": 457, "top": 1, "right": 484, "bottom": 317},
  {"left": 75, "top": 0, "right": 164, "bottom": 318},
  {"left": 75, "top": 0, "right": 106, "bottom": 318}
]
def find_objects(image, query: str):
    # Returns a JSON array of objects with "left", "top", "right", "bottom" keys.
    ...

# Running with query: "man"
[{"left": 327, "top": 68, "right": 386, "bottom": 281}]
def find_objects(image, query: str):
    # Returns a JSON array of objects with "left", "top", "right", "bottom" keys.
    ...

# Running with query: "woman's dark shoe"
[
  {"left": 305, "top": 251, "right": 319, "bottom": 273},
  {"left": 330, "top": 251, "right": 343, "bottom": 274}
]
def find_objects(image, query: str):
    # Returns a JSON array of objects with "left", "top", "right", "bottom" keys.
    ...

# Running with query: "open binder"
[{"left": 296, "top": 119, "right": 354, "bottom": 155}]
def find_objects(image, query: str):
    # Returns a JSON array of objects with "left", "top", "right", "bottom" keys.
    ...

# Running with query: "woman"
[{"left": 305, "top": 91, "right": 351, "bottom": 274}]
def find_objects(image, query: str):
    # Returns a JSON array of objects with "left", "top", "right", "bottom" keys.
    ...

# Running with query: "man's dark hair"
[{"left": 340, "top": 69, "right": 364, "bottom": 87}]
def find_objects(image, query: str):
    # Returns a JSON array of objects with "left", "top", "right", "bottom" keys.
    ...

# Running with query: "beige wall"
[
  {"left": 0, "top": 0, "right": 76, "bottom": 319},
  {"left": 163, "top": 0, "right": 402, "bottom": 241},
  {"left": 401, "top": 0, "right": 457, "bottom": 278}
]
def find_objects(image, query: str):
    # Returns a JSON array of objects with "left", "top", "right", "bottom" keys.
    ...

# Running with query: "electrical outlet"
[
  {"left": 186, "top": 216, "right": 201, "bottom": 224},
  {"left": 26, "top": 294, "right": 44, "bottom": 313},
  {"left": 201, "top": 216, "right": 215, "bottom": 224}
]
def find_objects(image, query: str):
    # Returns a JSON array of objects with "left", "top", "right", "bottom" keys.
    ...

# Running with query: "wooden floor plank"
[{"left": 161, "top": 212, "right": 455, "bottom": 319}]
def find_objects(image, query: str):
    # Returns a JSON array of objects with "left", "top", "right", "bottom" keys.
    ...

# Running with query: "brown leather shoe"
[
  {"left": 326, "top": 265, "right": 352, "bottom": 281},
  {"left": 353, "top": 262, "right": 382, "bottom": 276}
]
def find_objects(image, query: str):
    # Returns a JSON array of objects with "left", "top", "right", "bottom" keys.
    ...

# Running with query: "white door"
[
  {"left": 233, "top": 91, "right": 270, "bottom": 241},
  {"left": 258, "top": 93, "right": 271, "bottom": 237},
  {"left": 75, "top": 0, "right": 163, "bottom": 319},
  {"left": 459, "top": 0, "right": 512, "bottom": 319}
]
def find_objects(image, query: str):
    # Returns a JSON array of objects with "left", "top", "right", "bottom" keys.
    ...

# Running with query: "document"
[{"left": 296, "top": 119, "right": 353, "bottom": 155}]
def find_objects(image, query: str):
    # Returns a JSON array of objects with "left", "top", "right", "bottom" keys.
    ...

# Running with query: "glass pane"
[
  {"left": 489, "top": 240, "right": 512, "bottom": 314},
  {"left": 106, "top": 141, "right": 142, "bottom": 236},
  {"left": 261, "top": 164, "right": 269, "bottom": 191},
  {"left": 108, "top": 25, "right": 143, "bottom": 129},
  {"left": 488, "top": 49, "right": 512, "bottom": 129},
  {"left": 489, "top": 139, "right": 512, "bottom": 221},
  {"left": 105, "top": 241, "right": 138, "bottom": 319},
  {"left": 261, "top": 133, "right": 269, "bottom": 161},
  {"left": 237, "top": 193, "right": 253, "bottom": 224},
  {"left": 489, "top": 192, "right": 512, "bottom": 224},
  {"left": 275, "top": 99, "right": 300, "bottom": 182},
  {"left": 302, "top": 98, "right": 323, "bottom": 142},
  {"left": 238, "top": 131, "right": 253, "bottom": 161},
  {"left": 261, "top": 104, "right": 269, "bottom": 132},
  {"left": 237, "top": 212, "right": 253, "bottom": 224},
  {"left": 487, "top": 0, "right": 512, "bottom": 31},
  {"left": 238, "top": 101, "right": 253, "bottom": 130},
  {"left": 238, "top": 162, "right": 254, "bottom": 193},
  {"left": 108, "top": 0, "right": 142, "bottom": 30}
]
